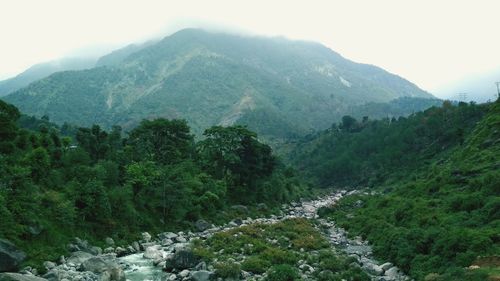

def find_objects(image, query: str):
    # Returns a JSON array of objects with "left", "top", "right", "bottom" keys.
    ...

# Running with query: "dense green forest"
[
  {"left": 294, "top": 100, "right": 500, "bottom": 280},
  {"left": 0, "top": 100, "right": 308, "bottom": 267},
  {"left": 288, "top": 100, "right": 487, "bottom": 187}
]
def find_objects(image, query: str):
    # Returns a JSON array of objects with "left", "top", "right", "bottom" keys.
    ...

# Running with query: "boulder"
[
  {"left": 0, "top": 239, "right": 26, "bottom": 272},
  {"left": 141, "top": 232, "right": 152, "bottom": 242},
  {"left": 380, "top": 262, "right": 393, "bottom": 271},
  {"left": 66, "top": 251, "right": 93, "bottom": 265},
  {"left": 114, "top": 247, "right": 127, "bottom": 257},
  {"left": 158, "top": 232, "right": 178, "bottom": 240},
  {"left": 42, "top": 262, "right": 55, "bottom": 270},
  {"left": 191, "top": 270, "right": 213, "bottom": 281},
  {"left": 363, "top": 263, "right": 383, "bottom": 276},
  {"left": 230, "top": 205, "right": 249, "bottom": 214},
  {"left": 195, "top": 219, "right": 210, "bottom": 232},
  {"left": 161, "top": 239, "right": 173, "bottom": 246},
  {"left": 143, "top": 246, "right": 163, "bottom": 260},
  {"left": 385, "top": 266, "right": 400, "bottom": 278},
  {"left": 257, "top": 203, "right": 268, "bottom": 211},
  {"left": 81, "top": 257, "right": 125, "bottom": 281},
  {"left": 105, "top": 238, "right": 115, "bottom": 247},
  {"left": 0, "top": 273, "right": 47, "bottom": 281},
  {"left": 88, "top": 246, "right": 102, "bottom": 256},
  {"left": 179, "top": 269, "right": 190, "bottom": 278},
  {"left": 131, "top": 241, "right": 140, "bottom": 252},
  {"left": 164, "top": 249, "right": 200, "bottom": 271}
]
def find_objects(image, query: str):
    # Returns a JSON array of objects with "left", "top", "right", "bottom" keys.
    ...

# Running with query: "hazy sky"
[{"left": 1, "top": 0, "right": 499, "bottom": 95}]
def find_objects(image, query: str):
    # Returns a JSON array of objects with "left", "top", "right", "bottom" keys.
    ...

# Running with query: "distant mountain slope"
[
  {"left": 0, "top": 57, "right": 97, "bottom": 97},
  {"left": 436, "top": 67, "right": 500, "bottom": 103},
  {"left": 4, "top": 28, "right": 435, "bottom": 140}
]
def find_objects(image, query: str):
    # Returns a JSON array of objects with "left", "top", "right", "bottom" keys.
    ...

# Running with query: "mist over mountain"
[
  {"left": 4, "top": 28, "right": 435, "bottom": 140},
  {"left": 0, "top": 57, "right": 98, "bottom": 97},
  {"left": 435, "top": 67, "right": 500, "bottom": 103}
]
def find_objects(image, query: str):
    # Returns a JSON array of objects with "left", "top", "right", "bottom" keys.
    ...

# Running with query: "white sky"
[{"left": 1, "top": 0, "right": 499, "bottom": 94}]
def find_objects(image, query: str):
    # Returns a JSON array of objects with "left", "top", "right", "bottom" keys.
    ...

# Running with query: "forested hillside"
[
  {"left": 0, "top": 100, "right": 308, "bottom": 267},
  {"left": 4, "top": 29, "right": 435, "bottom": 142},
  {"left": 287, "top": 101, "right": 486, "bottom": 187},
  {"left": 294, "top": 100, "right": 500, "bottom": 280}
]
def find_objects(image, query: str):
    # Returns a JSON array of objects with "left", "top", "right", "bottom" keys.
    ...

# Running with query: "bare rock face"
[{"left": 0, "top": 239, "right": 26, "bottom": 272}]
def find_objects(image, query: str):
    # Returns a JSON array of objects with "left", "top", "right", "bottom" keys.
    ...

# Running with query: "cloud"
[{"left": 1, "top": 0, "right": 499, "bottom": 93}]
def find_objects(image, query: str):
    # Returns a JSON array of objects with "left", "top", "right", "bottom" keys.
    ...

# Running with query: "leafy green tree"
[
  {"left": 128, "top": 119, "right": 193, "bottom": 164},
  {"left": 76, "top": 125, "right": 109, "bottom": 162},
  {"left": 198, "top": 125, "right": 275, "bottom": 187}
]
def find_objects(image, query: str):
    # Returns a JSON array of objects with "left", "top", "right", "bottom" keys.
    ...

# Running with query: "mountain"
[
  {"left": 0, "top": 57, "right": 97, "bottom": 97},
  {"left": 3, "top": 28, "right": 435, "bottom": 140},
  {"left": 435, "top": 67, "right": 500, "bottom": 103}
]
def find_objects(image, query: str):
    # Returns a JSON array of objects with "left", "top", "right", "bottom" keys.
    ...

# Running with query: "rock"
[
  {"left": 131, "top": 241, "right": 140, "bottom": 252},
  {"left": 88, "top": 246, "right": 102, "bottom": 256},
  {"left": 167, "top": 274, "right": 176, "bottom": 281},
  {"left": 42, "top": 261, "right": 56, "bottom": 270},
  {"left": 158, "top": 232, "right": 178, "bottom": 240},
  {"left": 104, "top": 247, "right": 115, "bottom": 254},
  {"left": 81, "top": 257, "right": 125, "bottom": 281},
  {"left": 161, "top": 239, "right": 173, "bottom": 246},
  {"left": 257, "top": 203, "right": 268, "bottom": 210},
  {"left": 175, "top": 236, "right": 187, "bottom": 243},
  {"left": 141, "top": 232, "right": 152, "bottom": 242},
  {"left": 345, "top": 245, "right": 372, "bottom": 256},
  {"left": 164, "top": 249, "right": 200, "bottom": 271},
  {"left": 0, "top": 273, "right": 48, "bottom": 281},
  {"left": 114, "top": 247, "right": 127, "bottom": 257},
  {"left": 179, "top": 269, "right": 190, "bottom": 278},
  {"left": 363, "top": 263, "right": 383, "bottom": 276},
  {"left": 195, "top": 219, "right": 211, "bottom": 232},
  {"left": 66, "top": 251, "right": 93, "bottom": 266},
  {"left": 195, "top": 262, "right": 207, "bottom": 271},
  {"left": 191, "top": 270, "right": 213, "bottom": 281},
  {"left": 105, "top": 238, "right": 115, "bottom": 246},
  {"left": 385, "top": 266, "right": 400, "bottom": 278},
  {"left": 380, "top": 262, "right": 393, "bottom": 271},
  {"left": 230, "top": 205, "right": 249, "bottom": 214},
  {"left": 143, "top": 246, "right": 163, "bottom": 260},
  {"left": 0, "top": 239, "right": 27, "bottom": 272},
  {"left": 126, "top": 246, "right": 136, "bottom": 254}
]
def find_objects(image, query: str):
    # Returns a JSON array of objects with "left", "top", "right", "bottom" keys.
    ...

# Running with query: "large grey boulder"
[
  {"left": 164, "top": 249, "right": 200, "bottom": 271},
  {"left": 143, "top": 246, "right": 163, "bottom": 260},
  {"left": 0, "top": 273, "right": 47, "bottom": 281},
  {"left": 363, "top": 263, "right": 383, "bottom": 276},
  {"left": 81, "top": 257, "right": 125, "bottom": 281},
  {"left": 66, "top": 251, "right": 93, "bottom": 265},
  {"left": 195, "top": 219, "right": 210, "bottom": 232},
  {"left": 0, "top": 239, "right": 26, "bottom": 272}
]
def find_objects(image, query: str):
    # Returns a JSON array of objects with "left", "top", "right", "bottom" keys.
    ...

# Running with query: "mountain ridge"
[{"left": 3, "top": 28, "right": 436, "bottom": 140}]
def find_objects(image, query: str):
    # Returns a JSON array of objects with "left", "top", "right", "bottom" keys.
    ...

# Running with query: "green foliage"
[
  {"left": 214, "top": 262, "right": 241, "bottom": 279},
  {"left": 128, "top": 119, "right": 193, "bottom": 164},
  {"left": 0, "top": 100, "right": 306, "bottom": 267},
  {"left": 265, "top": 265, "right": 300, "bottom": 281},
  {"left": 191, "top": 218, "right": 367, "bottom": 279},
  {"left": 317, "top": 101, "right": 500, "bottom": 280},
  {"left": 289, "top": 101, "right": 486, "bottom": 187},
  {"left": 198, "top": 125, "right": 276, "bottom": 202}
]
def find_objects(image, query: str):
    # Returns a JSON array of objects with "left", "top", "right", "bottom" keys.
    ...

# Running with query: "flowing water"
[{"left": 120, "top": 253, "right": 168, "bottom": 281}]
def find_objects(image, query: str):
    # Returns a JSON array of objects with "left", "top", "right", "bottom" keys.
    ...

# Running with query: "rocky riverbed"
[{"left": 0, "top": 191, "right": 412, "bottom": 281}]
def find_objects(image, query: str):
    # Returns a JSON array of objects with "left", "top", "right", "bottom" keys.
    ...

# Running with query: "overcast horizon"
[{"left": 1, "top": 0, "right": 500, "bottom": 99}]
